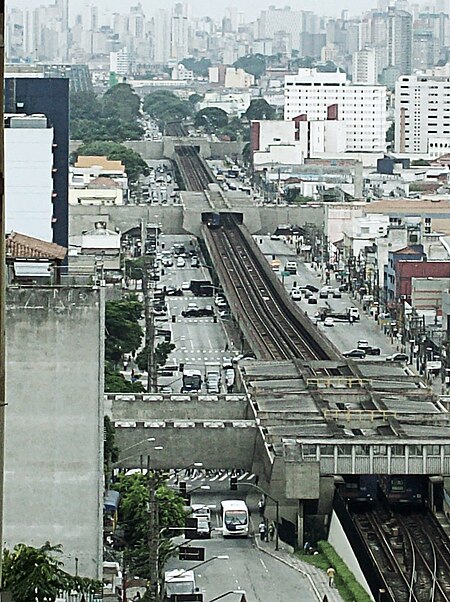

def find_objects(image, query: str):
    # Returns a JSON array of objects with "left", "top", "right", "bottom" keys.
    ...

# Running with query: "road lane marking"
[
  {"left": 238, "top": 472, "right": 248, "bottom": 481},
  {"left": 259, "top": 558, "right": 269, "bottom": 573}
]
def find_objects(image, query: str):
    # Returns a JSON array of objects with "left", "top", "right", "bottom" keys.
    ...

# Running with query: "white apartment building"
[
  {"left": 110, "top": 47, "right": 130, "bottom": 76},
  {"left": 284, "top": 69, "right": 387, "bottom": 153},
  {"left": 395, "top": 75, "right": 450, "bottom": 155},
  {"left": 353, "top": 48, "right": 378, "bottom": 85},
  {"left": 224, "top": 68, "right": 255, "bottom": 89},
  {"left": 5, "top": 114, "right": 54, "bottom": 241}
]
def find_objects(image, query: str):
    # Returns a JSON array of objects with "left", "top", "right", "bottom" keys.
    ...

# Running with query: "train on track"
[{"left": 336, "top": 474, "right": 427, "bottom": 507}]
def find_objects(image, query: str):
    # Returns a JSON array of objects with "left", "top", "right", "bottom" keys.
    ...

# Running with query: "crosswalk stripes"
[{"left": 165, "top": 469, "right": 256, "bottom": 484}]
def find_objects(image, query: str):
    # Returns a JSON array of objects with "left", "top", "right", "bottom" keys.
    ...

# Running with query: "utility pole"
[
  {"left": 147, "top": 456, "right": 160, "bottom": 601},
  {"left": 0, "top": 2, "right": 6, "bottom": 591},
  {"left": 142, "top": 255, "right": 157, "bottom": 393}
]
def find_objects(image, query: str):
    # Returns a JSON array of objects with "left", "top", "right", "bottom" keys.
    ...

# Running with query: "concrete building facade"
[
  {"left": 5, "top": 286, "right": 105, "bottom": 579},
  {"left": 395, "top": 74, "right": 450, "bottom": 154},
  {"left": 5, "top": 114, "right": 54, "bottom": 240},
  {"left": 284, "top": 69, "right": 387, "bottom": 153}
]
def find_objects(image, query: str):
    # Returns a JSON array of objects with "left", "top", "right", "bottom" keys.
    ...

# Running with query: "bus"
[{"left": 221, "top": 500, "right": 249, "bottom": 537}]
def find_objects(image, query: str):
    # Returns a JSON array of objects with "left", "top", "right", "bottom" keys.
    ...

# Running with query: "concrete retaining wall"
[
  {"left": 328, "top": 512, "right": 374, "bottom": 599},
  {"left": 114, "top": 421, "right": 257, "bottom": 470},
  {"left": 108, "top": 393, "right": 250, "bottom": 421}
]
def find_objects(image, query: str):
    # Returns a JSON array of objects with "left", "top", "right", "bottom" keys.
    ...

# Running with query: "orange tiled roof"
[{"left": 6, "top": 232, "right": 67, "bottom": 261}]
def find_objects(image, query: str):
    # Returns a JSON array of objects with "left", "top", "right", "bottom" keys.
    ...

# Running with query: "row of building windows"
[{"left": 302, "top": 443, "right": 447, "bottom": 457}]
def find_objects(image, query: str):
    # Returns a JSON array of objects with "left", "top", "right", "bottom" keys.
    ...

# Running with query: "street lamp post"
[
  {"left": 232, "top": 481, "right": 280, "bottom": 551},
  {"left": 208, "top": 591, "right": 247, "bottom": 601}
]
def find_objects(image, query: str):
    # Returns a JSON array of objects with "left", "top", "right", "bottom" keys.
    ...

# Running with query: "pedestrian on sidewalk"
[
  {"left": 258, "top": 495, "right": 265, "bottom": 516},
  {"left": 327, "top": 566, "right": 335, "bottom": 587},
  {"left": 258, "top": 520, "right": 267, "bottom": 542},
  {"left": 268, "top": 522, "right": 275, "bottom": 542}
]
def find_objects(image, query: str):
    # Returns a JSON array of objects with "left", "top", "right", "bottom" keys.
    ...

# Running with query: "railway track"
[
  {"left": 175, "top": 145, "right": 215, "bottom": 192},
  {"left": 206, "top": 216, "right": 336, "bottom": 362},
  {"left": 165, "top": 122, "right": 188, "bottom": 137},
  {"left": 354, "top": 507, "right": 450, "bottom": 602}
]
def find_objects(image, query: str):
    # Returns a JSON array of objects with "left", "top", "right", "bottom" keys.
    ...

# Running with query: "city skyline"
[{"left": 8, "top": 0, "right": 390, "bottom": 20}]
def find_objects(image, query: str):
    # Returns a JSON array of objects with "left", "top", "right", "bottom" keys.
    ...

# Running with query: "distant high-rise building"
[
  {"left": 413, "top": 30, "right": 438, "bottom": 70},
  {"left": 395, "top": 74, "right": 450, "bottom": 154},
  {"left": 110, "top": 47, "right": 130, "bottom": 75},
  {"left": 258, "top": 6, "right": 303, "bottom": 50},
  {"left": 387, "top": 8, "right": 413, "bottom": 75},
  {"left": 154, "top": 9, "right": 170, "bottom": 64},
  {"left": 353, "top": 48, "right": 378, "bottom": 84},
  {"left": 171, "top": 3, "right": 188, "bottom": 61}
]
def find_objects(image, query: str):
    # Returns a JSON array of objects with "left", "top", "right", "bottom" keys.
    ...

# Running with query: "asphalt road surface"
[{"left": 164, "top": 487, "right": 317, "bottom": 602}]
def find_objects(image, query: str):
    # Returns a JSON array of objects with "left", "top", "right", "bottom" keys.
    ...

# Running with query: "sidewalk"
[{"left": 254, "top": 532, "right": 344, "bottom": 602}]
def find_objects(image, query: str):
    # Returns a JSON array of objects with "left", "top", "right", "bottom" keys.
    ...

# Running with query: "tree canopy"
[
  {"left": 180, "top": 57, "right": 211, "bottom": 77},
  {"left": 234, "top": 54, "right": 266, "bottom": 79},
  {"left": 245, "top": 98, "right": 276, "bottom": 121},
  {"left": 105, "top": 297, "right": 143, "bottom": 363},
  {"left": 194, "top": 107, "right": 229, "bottom": 130},
  {"left": 2, "top": 542, "right": 100, "bottom": 602},
  {"left": 74, "top": 141, "right": 149, "bottom": 183},
  {"left": 136, "top": 341, "right": 175, "bottom": 372},
  {"left": 115, "top": 473, "right": 186, "bottom": 578},
  {"left": 143, "top": 91, "right": 193, "bottom": 124},
  {"left": 70, "top": 84, "right": 144, "bottom": 143}
]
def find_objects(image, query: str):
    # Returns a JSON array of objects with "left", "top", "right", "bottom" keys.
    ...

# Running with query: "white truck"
[{"left": 205, "top": 362, "right": 221, "bottom": 394}]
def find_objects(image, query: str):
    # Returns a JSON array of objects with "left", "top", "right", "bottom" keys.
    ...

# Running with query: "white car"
[
  {"left": 181, "top": 281, "right": 190, "bottom": 290},
  {"left": 291, "top": 288, "right": 302, "bottom": 300},
  {"left": 176, "top": 256, "right": 186, "bottom": 268},
  {"left": 324, "top": 317, "right": 334, "bottom": 327}
]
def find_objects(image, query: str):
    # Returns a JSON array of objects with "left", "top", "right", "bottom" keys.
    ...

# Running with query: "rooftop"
[{"left": 6, "top": 232, "right": 67, "bottom": 261}]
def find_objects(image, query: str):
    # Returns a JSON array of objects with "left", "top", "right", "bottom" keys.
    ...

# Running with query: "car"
[
  {"left": 386, "top": 353, "right": 409, "bottom": 362},
  {"left": 332, "top": 289, "right": 342, "bottom": 298},
  {"left": 196, "top": 516, "right": 211, "bottom": 538},
  {"left": 181, "top": 308, "right": 200, "bottom": 317},
  {"left": 357, "top": 340, "right": 370, "bottom": 350},
  {"left": 323, "top": 317, "right": 334, "bottom": 327},
  {"left": 181, "top": 281, "right": 191, "bottom": 290},
  {"left": 165, "top": 287, "right": 183, "bottom": 296},
  {"left": 285, "top": 261, "right": 297, "bottom": 274},
  {"left": 305, "top": 285, "right": 319, "bottom": 293},
  {"left": 308, "top": 296, "right": 318, "bottom": 304},
  {"left": 366, "top": 346, "right": 381, "bottom": 356},
  {"left": 197, "top": 305, "right": 214, "bottom": 317},
  {"left": 232, "top": 353, "right": 256, "bottom": 364},
  {"left": 343, "top": 349, "right": 366, "bottom": 358},
  {"left": 214, "top": 295, "right": 225, "bottom": 306},
  {"left": 176, "top": 256, "right": 186, "bottom": 268},
  {"left": 153, "top": 308, "right": 166, "bottom": 317},
  {"left": 191, "top": 256, "right": 199, "bottom": 267},
  {"left": 222, "top": 357, "right": 233, "bottom": 369},
  {"left": 291, "top": 288, "right": 302, "bottom": 300},
  {"left": 319, "top": 289, "right": 329, "bottom": 299}
]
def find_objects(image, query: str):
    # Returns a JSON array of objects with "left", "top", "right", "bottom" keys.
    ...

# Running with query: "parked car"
[
  {"left": 176, "top": 256, "right": 186, "bottom": 268},
  {"left": 343, "top": 349, "right": 366, "bottom": 358},
  {"left": 386, "top": 353, "right": 409, "bottom": 362},
  {"left": 366, "top": 346, "right": 381, "bottom": 356},
  {"left": 323, "top": 317, "right": 334, "bottom": 327},
  {"left": 307, "top": 296, "right": 318, "bottom": 304},
  {"left": 291, "top": 288, "right": 302, "bottom": 300}
]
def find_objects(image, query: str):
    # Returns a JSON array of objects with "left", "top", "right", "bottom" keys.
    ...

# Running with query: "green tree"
[
  {"left": 189, "top": 93, "right": 204, "bottom": 107},
  {"left": 70, "top": 91, "right": 103, "bottom": 122},
  {"left": 180, "top": 57, "right": 211, "bottom": 77},
  {"left": 143, "top": 91, "right": 192, "bottom": 124},
  {"left": 244, "top": 98, "right": 276, "bottom": 121},
  {"left": 136, "top": 342, "right": 175, "bottom": 372},
  {"left": 194, "top": 107, "right": 229, "bottom": 130},
  {"left": 74, "top": 141, "right": 149, "bottom": 182},
  {"left": 115, "top": 473, "right": 186, "bottom": 577},
  {"left": 2, "top": 542, "right": 100, "bottom": 602},
  {"left": 104, "top": 362, "right": 145, "bottom": 393},
  {"left": 105, "top": 297, "right": 143, "bottom": 363},
  {"left": 103, "top": 83, "right": 141, "bottom": 123},
  {"left": 234, "top": 53, "right": 266, "bottom": 79}
]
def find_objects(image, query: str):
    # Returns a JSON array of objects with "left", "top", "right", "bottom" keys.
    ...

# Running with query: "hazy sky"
[{"left": 10, "top": 0, "right": 379, "bottom": 20}]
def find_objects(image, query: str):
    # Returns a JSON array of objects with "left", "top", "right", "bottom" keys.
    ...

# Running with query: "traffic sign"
[{"left": 179, "top": 546, "right": 205, "bottom": 561}]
